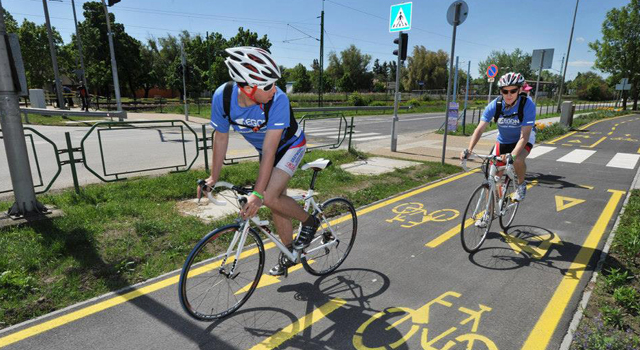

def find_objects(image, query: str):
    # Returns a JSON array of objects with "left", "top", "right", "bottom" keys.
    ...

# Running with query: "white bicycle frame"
[
  {"left": 206, "top": 182, "right": 339, "bottom": 275},
  {"left": 462, "top": 153, "right": 518, "bottom": 218}
]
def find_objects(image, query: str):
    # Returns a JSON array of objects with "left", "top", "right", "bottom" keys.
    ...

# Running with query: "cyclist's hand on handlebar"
[
  {"left": 241, "top": 194, "right": 263, "bottom": 219},
  {"left": 197, "top": 176, "right": 216, "bottom": 201},
  {"left": 460, "top": 149, "right": 471, "bottom": 161}
]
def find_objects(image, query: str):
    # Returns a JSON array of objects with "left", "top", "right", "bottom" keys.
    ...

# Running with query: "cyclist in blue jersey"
[
  {"left": 461, "top": 72, "right": 536, "bottom": 202},
  {"left": 199, "top": 46, "right": 319, "bottom": 276}
]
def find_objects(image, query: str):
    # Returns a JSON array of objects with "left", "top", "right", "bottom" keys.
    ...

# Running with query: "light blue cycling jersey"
[
  {"left": 481, "top": 96, "right": 536, "bottom": 144},
  {"left": 210, "top": 83, "right": 305, "bottom": 153}
]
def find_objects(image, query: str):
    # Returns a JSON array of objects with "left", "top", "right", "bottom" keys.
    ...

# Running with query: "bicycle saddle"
[{"left": 301, "top": 158, "right": 332, "bottom": 171}]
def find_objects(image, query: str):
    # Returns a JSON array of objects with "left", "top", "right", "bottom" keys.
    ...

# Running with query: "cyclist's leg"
[
  {"left": 513, "top": 143, "right": 532, "bottom": 185},
  {"left": 263, "top": 169, "right": 306, "bottom": 246}
]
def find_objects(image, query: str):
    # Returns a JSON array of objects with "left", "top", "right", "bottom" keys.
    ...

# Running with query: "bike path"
[{"left": 0, "top": 114, "right": 638, "bottom": 350}]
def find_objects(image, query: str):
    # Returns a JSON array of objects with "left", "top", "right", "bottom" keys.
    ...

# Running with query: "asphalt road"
[{"left": 1, "top": 114, "right": 639, "bottom": 350}]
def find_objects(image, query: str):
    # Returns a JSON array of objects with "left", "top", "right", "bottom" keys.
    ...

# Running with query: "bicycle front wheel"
[
  {"left": 302, "top": 197, "right": 357, "bottom": 276},
  {"left": 461, "top": 184, "right": 494, "bottom": 253},
  {"left": 178, "top": 224, "right": 265, "bottom": 320},
  {"left": 499, "top": 177, "right": 520, "bottom": 229}
]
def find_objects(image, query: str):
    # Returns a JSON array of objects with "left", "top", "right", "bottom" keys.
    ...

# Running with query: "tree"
[
  {"left": 288, "top": 64, "right": 312, "bottom": 93},
  {"left": 310, "top": 59, "right": 332, "bottom": 93},
  {"left": 17, "top": 19, "right": 63, "bottom": 89},
  {"left": 589, "top": 0, "right": 640, "bottom": 109},
  {"left": 567, "top": 72, "right": 614, "bottom": 101},
  {"left": 478, "top": 49, "right": 533, "bottom": 94},
  {"left": 326, "top": 45, "right": 373, "bottom": 92},
  {"left": 403, "top": 46, "right": 448, "bottom": 91},
  {"left": 3, "top": 9, "right": 18, "bottom": 33}
]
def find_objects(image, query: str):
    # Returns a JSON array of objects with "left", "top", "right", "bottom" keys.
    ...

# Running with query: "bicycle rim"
[
  {"left": 178, "top": 225, "right": 264, "bottom": 320},
  {"left": 461, "top": 184, "right": 493, "bottom": 253},
  {"left": 302, "top": 197, "right": 357, "bottom": 276},
  {"left": 499, "top": 177, "right": 520, "bottom": 230}
]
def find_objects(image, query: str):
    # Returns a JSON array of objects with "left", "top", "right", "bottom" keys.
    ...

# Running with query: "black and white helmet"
[
  {"left": 224, "top": 46, "right": 281, "bottom": 88},
  {"left": 498, "top": 72, "right": 525, "bottom": 88}
]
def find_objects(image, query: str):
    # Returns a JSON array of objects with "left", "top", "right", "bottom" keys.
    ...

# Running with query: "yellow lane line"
[
  {"left": 546, "top": 114, "right": 631, "bottom": 145},
  {"left": 587, "top": 136, "right": 607, "bottom": 148},
  {"left": 248, "top": 298, "right": 346, "bottom": 350},
  {"left": 637, "top": 146, "right": 640, "bottom": 154},
  {"left": 426, "top": 180, "right": 538, "bottom": 248},
  {"left": 0, "top": 169, "right": 479, "bottom": 347},
  {"left": 521, "top": 189, "right": 626, "bottom": 350}
]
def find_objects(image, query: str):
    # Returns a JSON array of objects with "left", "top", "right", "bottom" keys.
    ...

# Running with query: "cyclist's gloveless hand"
[
  {"left": 197, "top": 176, "right": 216, "bottom": 201},
  {"left": 242, "top": 194, "right": 262, "bottom": 219}
]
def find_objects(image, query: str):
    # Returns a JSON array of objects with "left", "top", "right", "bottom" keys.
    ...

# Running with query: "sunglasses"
[
  {"left": 501, "top": 88, "right": 519, "bottom": 95},
  {"left": 258, "top": 83, "right": 275, "bottom": 92}
]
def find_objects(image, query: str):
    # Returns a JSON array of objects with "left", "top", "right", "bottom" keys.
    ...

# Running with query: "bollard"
[
  {"left": 560, "top": 101, "right": 574, "bottom": 128},
  {"left": 64, "top": 132, "right": 81, "bottom": 194},
  {"left": 348, "top": 116, "right": 355, "bottom": 151}
]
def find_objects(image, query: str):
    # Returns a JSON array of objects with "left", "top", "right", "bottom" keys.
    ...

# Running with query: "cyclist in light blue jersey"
[
  {"left": 200, "top": 47, "right": 318, "bottom": 276},
  {"left": 461, "top": 72, "right": 536, "bottom": 201}
]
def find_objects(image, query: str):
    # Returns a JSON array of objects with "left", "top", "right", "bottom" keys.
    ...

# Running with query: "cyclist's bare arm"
[
  {"left": 512, "top": 125, "right": 532, "bottom": 159},
  {"left": 461, "top": 120, "right": 490, "bottom": 160},
  {"left": 201, "top": 130, "right": 229, "bottom": 196}
]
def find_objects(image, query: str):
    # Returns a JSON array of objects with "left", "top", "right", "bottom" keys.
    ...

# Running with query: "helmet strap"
[{"left": 239, "top": 85, "right": 264, "bottom": 111}]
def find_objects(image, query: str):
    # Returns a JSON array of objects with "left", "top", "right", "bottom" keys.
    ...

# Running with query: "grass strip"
[
  {"left": 0, "top": 149, "right": 458, "bottom": 328},
  {"left": 570, "top": 190, "right": 640, "bottom": 349}
]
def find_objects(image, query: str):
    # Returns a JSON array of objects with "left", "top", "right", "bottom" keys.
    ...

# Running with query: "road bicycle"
[
  {"left": 460, "top": 152, "right": 520, "bottom": 253},
  {"left": 178, "top": 158, "right": 357, "bottom": 320}
]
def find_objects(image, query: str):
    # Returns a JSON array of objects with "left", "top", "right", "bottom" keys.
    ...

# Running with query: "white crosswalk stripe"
[
  {"left": 528, "top": 146, "right": 556, "bottom": 159},
  {"left": 606, "top": 153, "right": 640, "bottom": 169},
  {"left": 351, "top": 135, "right": 388, "bottom": 141},
  {"left": 556, "top": 150, "right": 597, "bottom": 164}
]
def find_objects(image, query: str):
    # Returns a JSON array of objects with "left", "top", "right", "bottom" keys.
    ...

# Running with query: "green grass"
[
  {"left": 22, "top": 114, "right": 104, "bottom": 127},
  {"left": 0, "top": 149, "right": 459, "bottom": 328},
  {"left": 571, "top": 190, "right": 640, "bottom": 349}
]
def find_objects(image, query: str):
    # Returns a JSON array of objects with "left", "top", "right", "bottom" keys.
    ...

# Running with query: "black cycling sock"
[{"left": 302, "top": 215, "right": 317, "bottom": 227}]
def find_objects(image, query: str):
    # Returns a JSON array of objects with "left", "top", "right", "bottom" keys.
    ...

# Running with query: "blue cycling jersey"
[
  {"left": 210, "top": 83, "right": 305, "bottom": 153},
  {"left": 481, "top": 96, "right": 536, "bottom": 144}
]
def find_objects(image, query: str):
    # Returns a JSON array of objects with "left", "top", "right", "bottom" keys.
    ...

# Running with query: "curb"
[{"left": 559, "top": 160, "right": 640, "bottom": 349}]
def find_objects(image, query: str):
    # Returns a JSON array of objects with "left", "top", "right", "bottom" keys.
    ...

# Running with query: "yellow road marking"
[
  {"left": 426, "top": 180, "right": 538, "bottom": 248},
  {"left": 547, "top": 131, "right": 576, "bottom": 145},
  {"left": 555, "top": 195, "right": 586, "bottom": 212},
  {"left": 234, "top": 261, "right": 312, "bottom": 295},
  {"left": 637, "top": 146, "right": 640, "bottom": 154},
  {"left": 578, "top": 184, "right": 595, "bottom": 190},
  {"left": 499, "top": 231, "right": 563, "bottom": 259},
  {"left": 521, "top": 189, "right": 626, "bottom": 350},
  {"left": 587, "top": 136, "right": 607, "bottom": 148},
  {"left": 0, "top": 169, "right": 478, "bottom": 347},
  {"left": 546, "top": 114, "right": 631, "bottom": 145},
  {"left": 248, "top": 298, "right": 346, "bottom": 350},
  {"left": 568, "top": 139, "right": 581, "bottom": 144}
]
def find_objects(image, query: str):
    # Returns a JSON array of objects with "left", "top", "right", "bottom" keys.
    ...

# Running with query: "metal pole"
[
  {"left": 441, "top": 3, "right": 461, "bottom": 164},
  {"left": 487, "top": 81, "right": 493, "bottom": 103},
  {"left": 0, "top": 0, "right": 44, "bottom": 216},
  {"left": 534, "top": 50, "right": 545, "bottom": 106},
  {"left": 452, "top": 56, "right": 459, "bottom": 103},
  {"left": 463, "top": 60, "right": 470, "bottom": 135},
  {"left": 391, "top": 31, "right": 402, "bottom": 152},
  {"left": 556, "top": 0, "right": 580, "bottom": 112},
  {"left": 71, "top": 0, "right": 88, "bottom": 89},
  {"left": 101, "top": 0, "right": 122, "bottom": 118},
  {"left": 319, "top": 1, "right": 324, "bottom": 107},
  {"left": 43, "top": 0, "right": 65, "bottom": 109},
  {"left": 181, "top": 41, "right": 188, "bottom": 121}
]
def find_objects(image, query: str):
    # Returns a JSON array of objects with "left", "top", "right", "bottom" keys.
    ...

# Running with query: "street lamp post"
[{"left": 556, "top": 0, "right": 580, "bottom": 112}]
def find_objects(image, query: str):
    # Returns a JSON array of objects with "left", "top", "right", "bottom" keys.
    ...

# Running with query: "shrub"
[
  {"left": 604, "top": 268, "right": 632, "bottom": 292},
  {"left": 348, "top": 92, "right": 371, "bottom": 106},
  {"left": 406, "top": 98, "right": 422, "bottom": 108},
  {"left": 613, "top": 286, "right": 640, "bottom": 314}
]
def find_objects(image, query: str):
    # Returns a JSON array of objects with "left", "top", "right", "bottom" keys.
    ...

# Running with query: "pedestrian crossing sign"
[{"left": 390, "top": 2, "right": 412, "bottom": 32}]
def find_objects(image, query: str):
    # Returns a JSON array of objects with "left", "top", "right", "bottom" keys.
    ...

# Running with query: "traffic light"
[
  {"left": 393, "top": 33, "right": 408, "bottom": 61},
  {"left": 108, "top": 0, "right": 121, "bottom": 6}
]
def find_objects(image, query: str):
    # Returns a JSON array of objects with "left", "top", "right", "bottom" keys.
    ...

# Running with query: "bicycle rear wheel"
[
  {"left": 499, "top": 177, "right": 520, "bottom": 229},
  {"left": 302, "top": 197, "right": 357, "bottom": 276},
  {"left": 178, "top": 224, "right": 264, "bottom": 320},
  {"left": 461, "top": 184, "right": 494, "bottom": 253}
]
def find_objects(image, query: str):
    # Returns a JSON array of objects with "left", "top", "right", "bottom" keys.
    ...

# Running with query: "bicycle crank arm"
[{"left": 302, "top": 239, "right": 339, "bottom": 257}]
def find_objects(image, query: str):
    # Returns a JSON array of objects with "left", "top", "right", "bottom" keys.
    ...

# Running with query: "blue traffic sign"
[
  {"left": 390, "top": 2, "right": 412, "bottom": 32},
  {"left": 486, "top": 64, "right": 498, "bottom": 79}
]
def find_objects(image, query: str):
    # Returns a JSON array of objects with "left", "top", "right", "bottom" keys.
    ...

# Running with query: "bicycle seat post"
[{"left": 309, "top": 169, "right": 321, "bottom": 191}]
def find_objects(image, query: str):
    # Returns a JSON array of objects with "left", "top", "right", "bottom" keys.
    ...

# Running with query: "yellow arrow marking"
[
  {"left": 249, "top": 298, "right": 346, "bottom": 350},
  {"left": 574, "top": 134, "right": 591, "bottom": 139},
  {"left": 555, "top": 195, "right": 586, "bottom": 212},
  {"left": 500, "top": 231, "right": 563, "bottom": 259},
  {"left": 568, "top": 139, "right": 582, "bottom": 144},
  {"left": 234, "top": 261, "right": 312, "bottom": 295},
  {"left": 587, "top": 136, "right": 607, "bottom": 148}
]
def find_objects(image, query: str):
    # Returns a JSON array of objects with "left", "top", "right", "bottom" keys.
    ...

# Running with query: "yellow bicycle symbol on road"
[
  {"left": 387, "top": 202, "right": 459, "bottom": 228},
  {"left": 353, "top": 291, "right": 498, "bottom": 350}
]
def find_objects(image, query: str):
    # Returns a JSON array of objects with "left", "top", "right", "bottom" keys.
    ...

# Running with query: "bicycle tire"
[
  {"left": 499, "top": 177, "right": 520, "bottom": 230},
  {"left": 461, "top": 183, "right": 494, "bottom": 253},
  {"left": 178, "top": 224, "right": 264, "bottom": 321},
  {"left": 302, "top": 197, "right": 357, "bottom": 276}
]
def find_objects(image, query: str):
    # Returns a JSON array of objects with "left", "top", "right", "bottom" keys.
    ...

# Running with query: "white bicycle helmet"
[
  {"left": 498, "top": 72, "right": 525, "bottom": 88},
  {"left": 224, "top": 46, "right": 281, "bottom": 88}
]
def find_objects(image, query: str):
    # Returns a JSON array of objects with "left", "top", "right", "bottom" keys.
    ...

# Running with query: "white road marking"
[
  {"left": 606, "top": 153, "right": 640, "bottom": 169},
  {"left": 557, "top": 150, "right": 597, "bottom": 164},
  {"left": 528, "top": 146, "right": 556, "bottom": 159}
]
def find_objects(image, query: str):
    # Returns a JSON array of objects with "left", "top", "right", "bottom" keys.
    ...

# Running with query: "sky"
[{"left": 2, "top": 0, "right": 631, "bottom": 81}]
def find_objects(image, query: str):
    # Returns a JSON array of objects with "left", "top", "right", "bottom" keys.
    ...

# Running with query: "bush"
[
  {"left": 348, "top": 92, "right": 371, "bottom": 106},
  {"left": 373, "top": 82, "right": 386, "bottom": 93},
  {"left": 406, "top": 98, "right": 422, "bottom": 108},
  {"left": 613, "top": 286, "right": 640, "bottom": 314},
  {"left": 420, "top": 94, "right": 432, "bottom": 102}
]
